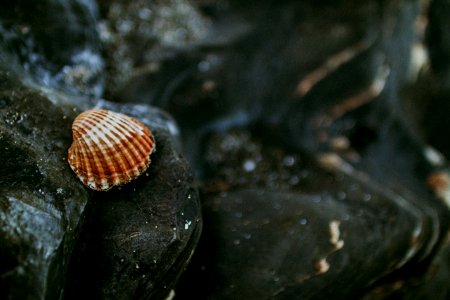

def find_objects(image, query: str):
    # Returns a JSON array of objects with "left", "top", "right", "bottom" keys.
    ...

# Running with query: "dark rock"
[
  {"left": 176, "top": 1, "right": 450, "bottom": 297},
  {"left": 0, "top": 69, "right": 89, "bottom": 300},
  {"left": 363, "top": 239, "right": 450, "bottom": 300},
  {"left": 0, "top": 0, "right": 103, "bottom": 98},
  {"left": 184, "top": 187, "right": 423, "bottom": 299},
  {"left": 403, "top": 0, "right": 450, "bottom": 159},
  {"left": 177, "top": 127, "right": 445, "bottom": 299},
  {"left": 427, "top": 0, "right": 450, "bottom": 90},
  {"left": 96, "top": 0, "right": 251, "bottom": 157},
  {"left": 97, "top": 0, "right": 211, "bottom": 102},
  {"left": 277, "top": 0, "right": 450, "bottom": 261}
]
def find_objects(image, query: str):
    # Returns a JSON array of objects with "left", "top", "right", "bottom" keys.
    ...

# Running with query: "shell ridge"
[
  {"left": 79, "top": 118, "right": 112, "bottom": 148},
  {"left": 101, "top": 114, "right": 146, "bottom": 170},
  {"left": 91, "top": 140, "right": 113, "bottom": 190},
  {"left": 109, "top": 112, "right": 145, "bottom": 137},
  {"left": 123, "top": 117, "right": 154, "bottom": 159},
  {"left": 127, "top": 133, "right": 151, "bottom": 163},
  {"left": 99, "top": 114, "right": 130, "bottom": 143},
  {"left": 73, "top": 141, "right": 89, "bottom": 184},
  {"left": 78, "top": 138, "right": 95, "bottom": 187},
  {"left": 140, "top": 133, "right": 155, "bottom": 154},
  {"left": 93, "top": 115, "right": 140, "bottom": 175},
  {"left": 81, "top": 133, "right": 103, "bottom": 190},
  {"left": 107, "top": 112, "right": 135, "bottom": 138},
  {"left": 72, "top": 125, "right": 94, "bottom": 181},
  {"left": 90, "top": 111, "right": 146, "bottom": 181},
  {"left": 132, "top": 135, "right": 153, "bottom": 163},
  {"left": 69, "top": 141, "right": 82, "bottom": 173},
  {"left": 95, "top": 126, "right": 125, "bottom": 186},
  {"left": 113, "top": 112, "right": 146, "bottom": 135},
  {"left": 79, "top": 119, "right": 112, "bottom": 189},
  {"left": 84, "top": 110, "right": 116, "bottom": 190},
  {"left": 85, "top": 112, "right": 131, "bottom": 186}
]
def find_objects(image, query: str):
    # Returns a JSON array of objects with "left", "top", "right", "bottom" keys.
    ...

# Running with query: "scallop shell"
[{"left": 68, "top": 109, "right": 156, "bottom": 191}]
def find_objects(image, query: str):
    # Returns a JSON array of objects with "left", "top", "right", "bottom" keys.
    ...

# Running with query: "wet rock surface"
[
  {"left": 0, "top": 70, "right": 90, "bottom": 299},
  {"left": 2, "top": 0, "right": 450, "bottom": 299},
  {"left": 97, "top": 0, "right": 210, "bottom": 102},
  {"left": 175, "top": 0, "right": 450, "bottom": 299},
  {"left": 0, "top": 0, "right": 103, "bottom": 98},
  {"left": 176, "top": 126, "right": 448, "bottom": 299},
  {"left": 190, "top": 188, "right": 420, "bottom": 299},
  {"left": 363, "top": 237, "right": 450, "bottom": 300}
]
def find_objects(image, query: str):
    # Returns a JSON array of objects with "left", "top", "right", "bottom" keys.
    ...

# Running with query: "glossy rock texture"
[
  {"left": 176, "top": 127, "right": 446, "bottom": 299},
  {"left": 96, "top": 0, "right": 211, "bottom": 101},
  {"left": 175, "top": 0, "right": 450, "bottom": 299},
  {"left": 0, "top": 69, "right": 90, "bottom": 300},
  {"left": 68, "top": 109, "right": 156, "bottom": 191},
  {"left": 0, "top": 0, "right": 103, "bottom": 98}
]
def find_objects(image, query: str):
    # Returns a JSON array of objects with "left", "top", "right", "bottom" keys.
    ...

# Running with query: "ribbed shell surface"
[{"left": 68, "top": 109, "right": 156, "bottom": 191}]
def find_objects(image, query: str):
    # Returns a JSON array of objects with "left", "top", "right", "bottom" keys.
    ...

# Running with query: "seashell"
[{"left": 68, "top": 109, "right": 156, "bottom": 191}]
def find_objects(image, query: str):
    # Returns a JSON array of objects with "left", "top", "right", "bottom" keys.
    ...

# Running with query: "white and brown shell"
[{"left": 68, "top": 109, "right": 156, "bottom": 191}]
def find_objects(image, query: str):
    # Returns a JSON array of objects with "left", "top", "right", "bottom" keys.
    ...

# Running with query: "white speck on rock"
[
  {"left": 184, "top": 220, "right": 192, "bottom": 230},
  {"left": 283, "top": 155, "right": 295, "bottom": 167},
  {"left": 164, "top": 290, "right": 176, "bottom": 300},
  {"left": 329, "top": 220, "right": 344, "bottom": 250},
  {"left": 299, "top": 218, "right": 308, "bottom": 225},
  {"left": 424, "top": 147, "right": 445, "bottom": 167},
  {"left": 167, "top": 120, "right": 179, "bottom": 137},
  {"left": 243, "top": 159, "right": 256, "bottom": 172},
  {"left": 314, "top": 258, "right": 330, "bottom": 274}
]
